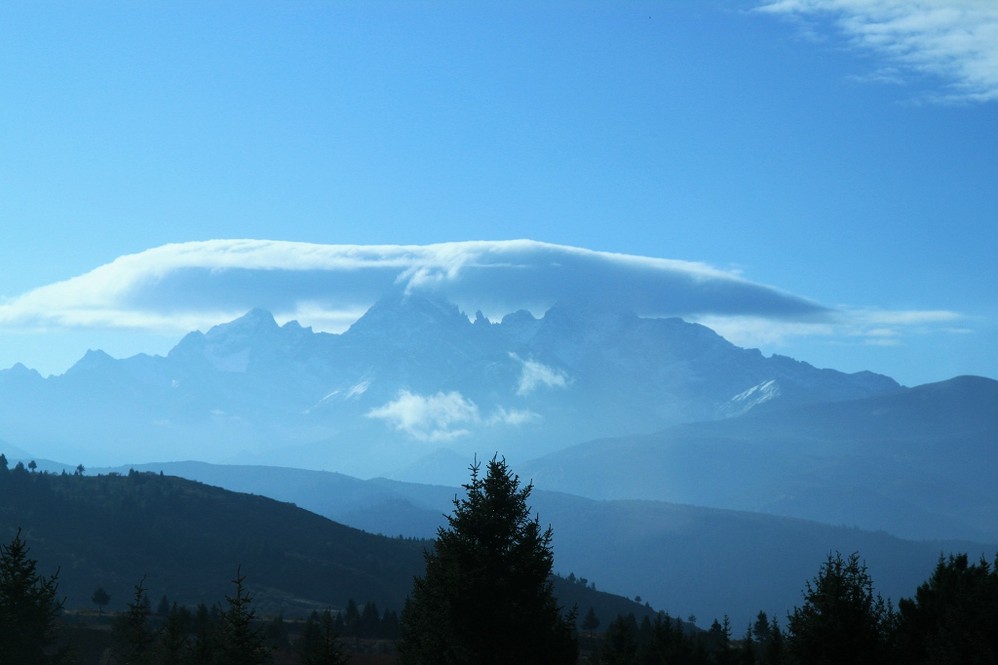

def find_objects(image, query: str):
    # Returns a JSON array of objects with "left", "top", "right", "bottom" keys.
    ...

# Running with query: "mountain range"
[{"left": 0, "top": 292, "right": 900, "bottom": 482}]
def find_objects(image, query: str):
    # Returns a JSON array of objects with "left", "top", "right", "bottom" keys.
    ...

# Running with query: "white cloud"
[
  {"left": 366, "top": 389, "right": 538, "bottom": 441},
  {"left": 692, "top": 307, "right": 963, "bottom": 350},
  {"left": 756, "top": 0, "right": 998, "bottom": 102},
  {"left": 511, "top": 354, "right": 570, "bottom": 396},
  {"left": 0, "top": 239, "right": 826, "bottom": 337},
  {"left": 0, "top": 239, "right": 966, "bottom": 375},
  {"left": 367, "top": 390, "right": 479, "bottom": 442}
]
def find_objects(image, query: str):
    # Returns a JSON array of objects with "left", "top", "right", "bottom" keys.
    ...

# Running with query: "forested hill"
[{"left": 0, "top": 461, "right": 650, "bottom": 624}]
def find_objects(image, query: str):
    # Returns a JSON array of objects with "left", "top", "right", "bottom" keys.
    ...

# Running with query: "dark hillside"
[
  {"left": 0, "top": 463, "right": 650, "bottom": 626},
  {"left": 0, "top": 465, "right": 425, "bottom": 615}
]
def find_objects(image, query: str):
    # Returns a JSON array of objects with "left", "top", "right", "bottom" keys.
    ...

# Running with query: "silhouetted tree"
[
  {"left": 895, "top": 552, "right": 998, "bottom": 664},
  {"left": 746, "top": 611, "right": 785, "bottom": 665},
  {"left": 296, "top": 609, "right": 348, "bottom": 665},
  {"left": 786, "top": 552, "right": 894, "bottom": 665},
  {"left": 341, "top": 598, "right": 360, "bottom": 637},
  {"left": 112, "top": 578, "right": 155, "bottom": 665},
  {"left": 596, "top": 614, "right": 639, "bottom": 664},
  {"left": 381, "top": 607, "right": 401, "bottom": 640},
  {"left": 583, "top": 606, "right": 601, "bottom": 637},
  {"left": 156, "top": 603, "right": 192, "bottom": 665},
  {"left": 358, "top": 601, "right": 380, "bottom": 638},
  {"left": 707, "top": 616, "right": 734, "bottom": 665},
  {"left": 398, "top": 456, "right": 577, "bottom": 664},
  {"left": 190, "top": 602, "right": 221, "bottom": 665},
  {"left": 0, "top": 529, "right": 62, "bottom": 664},
  {"left": 217, "top": 567, "right": 270, "bottom": 665},
  {"left": 739, "top": 623, "right": 757, "bottom": 665},
  {"left": 91, "top": 586, "right": 110, "bottom": 616}
]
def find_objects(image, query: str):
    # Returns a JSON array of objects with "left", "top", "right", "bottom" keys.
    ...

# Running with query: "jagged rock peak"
[
  {"left": 0, "top": 362, "right": 44, "bottom": 381},
  {"left": 66, "top": 349, "right": 116, "bottom": 374},
  {"left": 346, "top": 291, "right": 473, "bottom": 336},
  {"left": 206, "top": 308, "right": 280, "bottom": 337}
]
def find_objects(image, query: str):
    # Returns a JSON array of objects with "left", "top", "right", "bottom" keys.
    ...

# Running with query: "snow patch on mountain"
[{"left": 726, "top": 379, "right": 781, "bottom": 416}]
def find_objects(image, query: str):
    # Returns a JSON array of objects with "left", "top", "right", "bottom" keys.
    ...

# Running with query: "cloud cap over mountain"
[
  {"left": 0, "top": 239, "right": 964, "bottom": 380},
  {"left": 0, "top": 239, "right": 827, "bottom": 333}
]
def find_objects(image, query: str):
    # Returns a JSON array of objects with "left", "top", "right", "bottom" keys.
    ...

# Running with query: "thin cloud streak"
[
  {"left": 694, "top": 307, "right": 962, "bottom": 350},
  {"left": 757, "top": 0, "right": 998, "bottom": 102}
]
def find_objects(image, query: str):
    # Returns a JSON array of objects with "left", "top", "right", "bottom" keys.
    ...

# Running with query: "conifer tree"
[
  {"left": 111, "top": 578, "right": 155, "bottom": 665},
  {"left": 0, "top": 529, "right": 62, "bottom": 665},
  {"left": 217, "top": 567, "right": 270, "bottom": 665},
  {"left": 296, "top": 609, "right": 348, "bottom": 665},
  {"left": 787, "top": 552, "right": 894, "bottom": 665},
  {"left": 583, "top": 606, "right": 601, "bottom": 637},
  {"left": 895, "top": 553, "right": 998, "bottom": 663},
  {"left": 398, "top": 456, "right": 577, "bottom": 665}
]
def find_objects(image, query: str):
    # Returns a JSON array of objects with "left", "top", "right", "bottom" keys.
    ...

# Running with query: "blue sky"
[{"left": 1, "top": 1, "right": 996, "bottom": 386}]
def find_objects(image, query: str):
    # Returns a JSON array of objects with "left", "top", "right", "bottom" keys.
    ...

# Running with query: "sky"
[{"left": 1, "top": 0, "right": 996, "bottom": 387}]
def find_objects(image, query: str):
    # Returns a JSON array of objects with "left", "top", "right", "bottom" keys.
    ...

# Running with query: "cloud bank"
[
  {"left": 757, "top": 0, "right": 998, "bottom": 102},
  {"left": 0, "top": 239, "right": 826, "bottom": 335},
  {"left": 0, "top": 239, "right": 960, "bottom": 359}
]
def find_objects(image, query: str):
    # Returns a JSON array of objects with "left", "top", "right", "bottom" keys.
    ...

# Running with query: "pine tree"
[
  {"left": 895, "top": 553, "right": 998, "bottom": 663},
  {"left": 217, "top": 567, "right": 270, "bottom": 665},
  {"left": 397, "top": 456, "right": 577, "bottom": 665},
  {"left": 296, "top": 609, "right": 348, "bottom": 665},
  {"left": 111, "top": 578, "right": 156, "bottom": 665},
  {"left": 156, "top": 603, "right": 192, "bottom": 665},
  {"left": 0, "top": 529, "right": 62, "bottom": 665},
  {"left": 582, "top": 606, "right": 601, "bottom": 637},
  {"left": 787, "top": 552, "right": 894, "bottom": 665}
]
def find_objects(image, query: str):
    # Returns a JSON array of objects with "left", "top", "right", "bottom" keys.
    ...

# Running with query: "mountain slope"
[
  {"left": 520, "top": 376, "right": 998, "bottom": 542},
  {"left": 0, "top": 295, "right": 900, "bottom": 480},
  {"left": 112, "top": 460, "right": 995, "bottom": 628},
  {"left": 0, "top": 465, "right": 646, "bottom": 625}
]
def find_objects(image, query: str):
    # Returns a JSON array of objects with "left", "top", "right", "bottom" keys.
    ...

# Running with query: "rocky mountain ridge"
[{"left": 0, "top": 292, "right": 901, "bottom": 480}]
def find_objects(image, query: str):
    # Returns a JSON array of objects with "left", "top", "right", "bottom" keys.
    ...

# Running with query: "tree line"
[
  {"left": 588, "top": 549, "right": 998, "bottom": 664},
  {"left": 3, "top": 453, "right": 997, "bottom": 664},
  {"left": 0, "top": 527, "right": 398, "bottom": 664}
]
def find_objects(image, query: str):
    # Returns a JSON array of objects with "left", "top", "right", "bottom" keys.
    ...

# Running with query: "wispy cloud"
[
  {"left": 693, "top": 307, "right": 962, "bottom": 350},
  {"left": 756, "top": 0, "right": 998, "bottom": 102},
  {"left": 366, "top": 389, "right": 537, "bottom": 441}
]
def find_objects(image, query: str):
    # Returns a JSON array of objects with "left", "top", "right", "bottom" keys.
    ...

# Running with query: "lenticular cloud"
[{"left": 0, "top": 239, "right": 827, "bottom": 335}]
